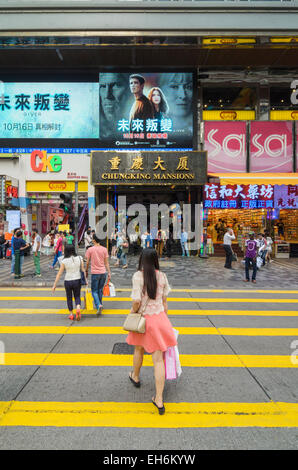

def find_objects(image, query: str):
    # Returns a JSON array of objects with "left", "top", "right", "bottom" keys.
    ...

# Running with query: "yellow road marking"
[
  {"left": 1, "top": 288, "right": 298, "bottom": 294},
  {"left": 1, "top": 296, "right": 298, "bottom": 303},
  {"left": 1, "top": 326, "right": 298, "bottom": 336},
  {"left": 2, "top": 353, "right": 297, "bottom": 368},
  {"left": 0, "top": 308, "right": 298, "bottom": 317},
  {"left": 1, "top": 401, "right": 298, "bottom": 428}
]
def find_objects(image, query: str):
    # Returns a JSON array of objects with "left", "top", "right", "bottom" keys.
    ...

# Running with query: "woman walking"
[
  {"left": 126, "top": 248, "right": 177, "bottom": 415},
  {"left": 85, "top": 234, "right": 111, "bottom": 315},
  {"left": 52, "top": 245, "right": 87, "bottom": 321},
  {"left": 51, "top": 231, "right": 63, "bottom": 269}
]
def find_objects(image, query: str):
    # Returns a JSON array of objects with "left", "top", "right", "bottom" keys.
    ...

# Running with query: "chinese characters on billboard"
[
  {"left": 250, "top": 121, "right": 293, "bottom": 172},
  {"left": 204, "top": 183, "right": 274, "bottom": 209},
  {"left": 0, "top": 82, "right": 99, "bottom": 139},
  {"left": 274, "top": 185, "right": 298, "bottom": 209},
  {"left": 99, "top": 71, "right": 195, "bottom": 149}
]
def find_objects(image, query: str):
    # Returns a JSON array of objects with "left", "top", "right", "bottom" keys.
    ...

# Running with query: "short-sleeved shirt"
[
  {"left": 131, "top": 270, "right": 171, "bottom": 317},
  {"left": 245, "top": 239, "right": 258, "bottom": 258},
  {"left": 86, "top": 245, "right": 108, "bottom": 274},
  {"left": 55, "top": 237, "right": 63, "bottom": 253},
  {"left": 66, "top": 235, "right": 74, "bottom": 245},
  {"left": 13, "top": 237, "right": 26, "bottom": 255},
  {"left": 33, "top": 234, "right": 41, "bottom": 253},
  {"left": 62, "top": 256, "right": 82, "bottom": 281}
]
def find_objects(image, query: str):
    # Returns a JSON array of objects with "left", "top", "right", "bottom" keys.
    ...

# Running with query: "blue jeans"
[
  {"left": 52, "top": 251, "right": 62, "bottom": 267},
  {"left": 11, "top": 254, "right": 15, "bottom": 273},
  {"left": 91, "top": 273, "right": 107, "bottom": 310},
  {"left": 245, "top": 257, "right": 257, "bottom": 281},
  {"left": 120, "top": 252, "right": 127, "bottom": 266},
  {"left": 181, "top": 241, "right": 189, "bottom": 256},
  {"left": 11, "top": 254, "right": 23, "bottom": 273}
]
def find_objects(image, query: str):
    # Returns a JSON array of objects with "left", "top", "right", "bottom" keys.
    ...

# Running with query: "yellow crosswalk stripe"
[
  {"left": 1, "top": 288, "right": 298, "bottom": 294},
  {"left": 2, "top": 353, "right": 297, "bottom": 367},
  {"left": 1, "top": 296, "right": 298, "bottom": 303},
  {"left": 0, "top": 308, "right": 298, "bottom": 316},
  {"left": 1, "top": 401, "right": 298, "bottom": 428},
  {"left": 1, "top": 326, "right": 298, "bottom": 336}
]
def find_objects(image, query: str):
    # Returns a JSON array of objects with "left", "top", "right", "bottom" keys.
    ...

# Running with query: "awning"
[{"left": 208, "top": 173, "right": 298, "bottom": 186}]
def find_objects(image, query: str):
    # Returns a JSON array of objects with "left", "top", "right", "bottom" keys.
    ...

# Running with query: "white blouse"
[
  {"left": 131, "top": 270, "right": 171, "bottom": 316},
  {"left": 62, "top": 256, "right": 82, "bottom": 281}
]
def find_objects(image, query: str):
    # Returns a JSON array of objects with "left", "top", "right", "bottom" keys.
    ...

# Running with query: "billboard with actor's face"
[{"left": 99, "top": 71, "right": 196, "bottom": 150}]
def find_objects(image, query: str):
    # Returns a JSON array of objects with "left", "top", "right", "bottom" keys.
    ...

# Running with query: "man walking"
[
  {"left": 244, "top": 232, "right": 258, "bottom": 283},
  {"left": 13, "top": 230, "right": 30, "bottom": 279},
  {"left": 32, "top": 228, "right": 41, "bottom": 277},
  {"left": 223, "top": 227, "right": 235, "bottom": 269},
  {"left": 180, "top": 229, "right": 189, "bottom": 257}
]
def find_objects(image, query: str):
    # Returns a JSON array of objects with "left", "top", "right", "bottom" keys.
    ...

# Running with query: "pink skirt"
[{"left": 126, "top": 311, "right": 177, "bottom": 354}]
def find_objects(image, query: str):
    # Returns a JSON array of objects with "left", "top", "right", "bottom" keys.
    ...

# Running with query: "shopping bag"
[
  {"left": 232, "top": 251, "right": 238, "bottom": 262},
  {"left": 164, "top": 347, "right": 177, "bottom": 380},
  {"left": 256, "top": 256, "right": 263, "bottom": 269},
  {"left": 84, "top": 288, "right": 94, "bottom": 311},
  {"left": 109, "top": 281, "right": 116, "bottom": 297},
  {"left": 173, "top": 328, "right": 182, "bottom": 377},
  {"left": 103, "top": 281, "right": 110, "bottom": 297}
]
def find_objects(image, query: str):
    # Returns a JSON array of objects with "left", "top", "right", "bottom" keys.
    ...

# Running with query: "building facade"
[{"left": 0, "top": 0, "right": 297, "bottom": 253}]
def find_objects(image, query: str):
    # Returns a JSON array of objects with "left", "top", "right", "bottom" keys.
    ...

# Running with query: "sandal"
[
  {"left": 129, "top": 372, "right": 140, "bottom": 388},
  {"left": 68, "top": 314, "right": 74, "bottom": 320},
  {"left": 152, "top": 397, "right": 165, "bottom": 415},
  {"left": 76, "top": 309, "right": 81, "bottom": 321}
]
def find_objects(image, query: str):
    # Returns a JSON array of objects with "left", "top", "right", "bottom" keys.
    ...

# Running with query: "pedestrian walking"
[
  {"left": 52, "top": 245, "right": 87, "bottom": 321},
  {"left": 110, "top": 229, "right": 118, "bottom": 259},
  {"left": 223, "top": 227, "right": 235, "bottom": 269},
  {"left": 85, "top": 234, "right": 111, "bottom": 315},
  {"left": 13, "top": 230, "right": 30, "bottom": 279},
  {"left": 32, "top": 228, "right": 41, "bottom": 277},
  {"left": 84, "top": 228, "right": 93, "bottom": 252},
  {"left": 65, "top": 230, "right": 74, "bottom": 246},
  {"left": 165, "top": 230, "right": 173, "bottom": 259},
  {"left": 118, "top": 231, "right": 129, "bottom": 268},
  {"left": 180, "top": 229, "right": 189, "bottom": 257},
  {"left": 51, "top": 231, "right": 63, "bottom": 269},
  {"left": 243, "top": 232, "right": 258, "bottom": 283},
  {"left": 257, "top": 233, "right": 267, "bottom": 266},
  {"left": 42, "top": 231, "right": 52, "bottom": 256},
  {"left": 126, "top": 248, "right": 177, "bottom": 415},
  {"left": 129, "top": 230, "right": 139, "bottom": 256},
  {"left": 10, "top": 227, "right": 19, "bottom": 275},
  {"left": 264, "top": 230, "right": 273, "bottom": 263},
  {"left": 156, "top": 229, "right": 166, "bottom": 258},
  {"left": 0, "top": 230, "right": 9, "bottom": 259}
]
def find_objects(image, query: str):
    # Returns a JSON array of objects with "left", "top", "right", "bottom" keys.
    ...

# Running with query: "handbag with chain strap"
[{"left": 123, "top": 298, "right": 149, "bottom": 334}]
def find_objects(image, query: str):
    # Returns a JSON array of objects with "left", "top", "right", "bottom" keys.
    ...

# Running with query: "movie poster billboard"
[
  {"left": 0, "top": 82, "right": 99, "bottom": 139},
  {"left": 98, "top": 71, "right": 196, "bottom": 150}
]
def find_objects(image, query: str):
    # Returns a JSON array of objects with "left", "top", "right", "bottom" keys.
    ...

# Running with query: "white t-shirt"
[
  {"left": 62, "top": 256, "right": 82, "bottom": 281},
  {"left": 42, "top": 235, "right": 51, "bottom": 248},
  {"left": 223, "top": 232, "right": 235, "bottom": 246},
  {"left": 33, "top": 234, "right": 41, "bottom": 252}
]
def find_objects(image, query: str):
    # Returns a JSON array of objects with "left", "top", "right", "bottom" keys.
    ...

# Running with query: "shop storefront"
[
  {"left": 91, "top": 150, "right": 207, "bottom": 249},
  {"left": 204, "top": 181, "right": 298, "bottom": 257}
]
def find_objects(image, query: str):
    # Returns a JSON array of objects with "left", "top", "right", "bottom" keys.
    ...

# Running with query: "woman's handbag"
[
  {"left": 232, "top": 251, "right": 238, "bottom": 262},
  {"left": 123, "top": 299, "right": 148, "bottom": 334},
  {"left": 109, "top": 281, "right": 116, "bottom": 297},
  {"left": 79, "top": 256, "right": 86, "bottom": 286}
]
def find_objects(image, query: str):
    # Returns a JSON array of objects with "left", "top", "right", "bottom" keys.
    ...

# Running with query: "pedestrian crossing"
[{"left": 0, "top": 288, "right": 298, "bottom": 436}]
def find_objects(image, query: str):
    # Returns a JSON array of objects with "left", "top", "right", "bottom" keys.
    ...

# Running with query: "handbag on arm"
[{"left": 123, "top": 298, "right": 149, "bottom": 334}]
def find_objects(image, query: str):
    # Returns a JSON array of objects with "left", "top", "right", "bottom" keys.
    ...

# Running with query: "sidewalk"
[{"left": 0, "top": 251, "right": 297, "bottom": 288}]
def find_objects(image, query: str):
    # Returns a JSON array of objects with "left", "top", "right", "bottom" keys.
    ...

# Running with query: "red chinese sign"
[
  {"left": 6, "top": 185, "right": 18, "bottom": 198},
  {"left": 204, "top": 183, "right": 274, "bottom": 209}
]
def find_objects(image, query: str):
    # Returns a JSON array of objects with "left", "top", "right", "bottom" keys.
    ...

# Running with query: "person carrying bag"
[{"left": 125, "top": 248, "right": 177, "bottom": 415}]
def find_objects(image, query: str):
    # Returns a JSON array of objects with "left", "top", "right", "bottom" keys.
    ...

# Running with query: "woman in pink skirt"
[{"left": 126, "top": 248, "right": 177, "bottom": 415}]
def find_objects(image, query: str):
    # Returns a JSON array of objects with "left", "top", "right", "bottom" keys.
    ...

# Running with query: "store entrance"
[{"left": 96, "top": 185, "right": 202, "bottom": 255}]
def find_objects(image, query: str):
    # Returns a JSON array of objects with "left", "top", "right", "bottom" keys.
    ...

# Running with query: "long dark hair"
[
  {"left": 138, "top": 248, "right": 159, "bottom": 299},
  {"left": 64, "top": 245, "right": 77, "bottom": 258}
]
